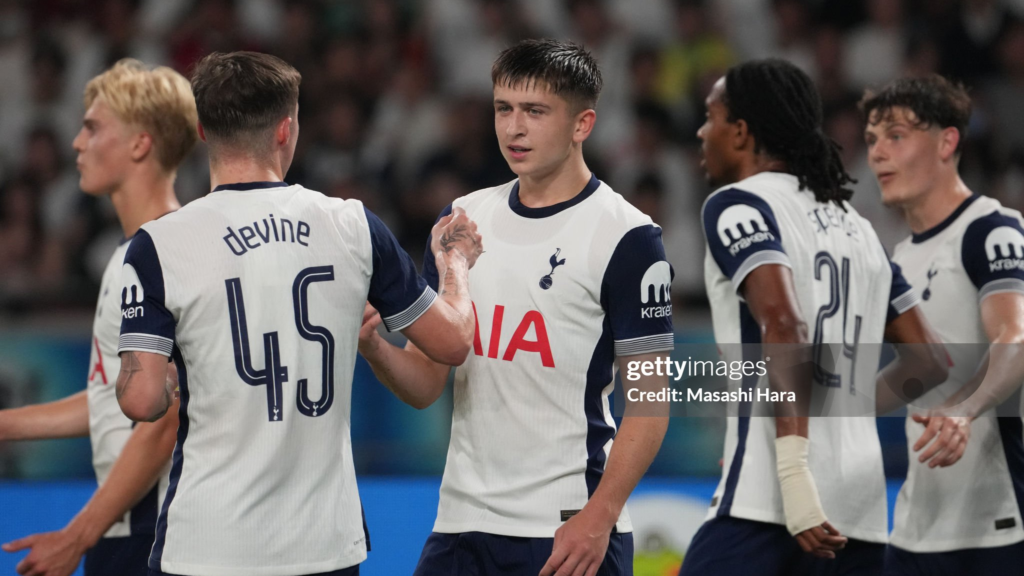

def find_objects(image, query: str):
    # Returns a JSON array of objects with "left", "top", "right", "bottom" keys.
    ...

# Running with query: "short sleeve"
[
  {"left": 602, "top": 225, "right": 675, "bottom": 357},
  {"left": 701, "top": 189, "right": 790, "bottom": 292},
  {"left": 886, "top": 259, "right": 919, "bottom": 324},
  {"left": 962, "top": 211, "right": 1024, "bottom": 301},
  {"left": 118, "top": 229, "right": 176, "bottom": 357},
  {"left": 365, "top": 207, "right": 436, "bottom": 331},
  {"left": 421, "top": 204, "right": 454, "bottom": 292}
]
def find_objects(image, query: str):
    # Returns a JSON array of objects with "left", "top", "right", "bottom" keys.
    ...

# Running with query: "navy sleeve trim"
[
  {"left": 961, "top": 210, "right": 1024, "bottom": 296},
  {"left": 119, "top": 334, "right": 174, "bottom": 356},
  {"left": 119, "top": 228, "right": 176, "bottom": 350},
  {"left": 890, "top": 289, "right": 919, "bottom": 316},
  {"left": 601, "top": 224, "right": 675, "bottom": 347},
  {"left": 381, "top": 287, "right": 437, "bottom": 332},
  {"left": 365, "top": 206, "right": 434, "bottom": 323},
  {"left": 701, "top": 188, "right": 787, "bottom": 292},
  {"left": 979, "top": 278, "right": 1024, "bottom": 300},
  {"left": 732, "top": 250, "right": 792, "bottom": 291},
  {"left": 614, "top": 333, "right": 675, "bottom": 356}
]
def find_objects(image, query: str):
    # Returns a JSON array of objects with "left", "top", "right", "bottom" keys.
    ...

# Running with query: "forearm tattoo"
[{"left": 115, "top": 351, "right": 143, "bottom": 402}]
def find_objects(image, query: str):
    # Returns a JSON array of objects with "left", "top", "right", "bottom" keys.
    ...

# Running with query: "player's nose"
[{"left": 506, "top": 110, "right": 526, "bottom": 136}]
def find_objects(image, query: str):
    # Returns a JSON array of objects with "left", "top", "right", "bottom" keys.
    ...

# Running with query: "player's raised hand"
[
  {"left": 431, "top": 207, "right": 483, "bottom": 269},
  {"left": 911, "top": 413, "right": 970, "bottom": 468},
  {"left": 539, "top": 506, "right": 612, "bottom": 576},
  {"left": 357, "top": 303, "right": 384, "bottom": 356},
  {"left": 795, "top": 521, "right": 847, "bottom": 559},
  {"left": 2, "top": 529, "right": 87, "bottom": 576}
]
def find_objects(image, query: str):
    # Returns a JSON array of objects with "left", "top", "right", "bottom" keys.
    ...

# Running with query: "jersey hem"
[
  {"left": 889, "top": 530, "right": 1024, "bottom": 553},
  {"left": 712, "top": 506, "right": 888, "bottom": 544},
  {"left": 432, "top": 519, "right": 633, "bottom": 538},
  {"left": 155, "top": 549, "right": 366, "bottom": 576}
]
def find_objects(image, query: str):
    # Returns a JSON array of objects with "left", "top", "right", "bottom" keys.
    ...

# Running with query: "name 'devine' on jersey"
[{"left": 222, "top": 213, "right": 312, "bottom": 255}]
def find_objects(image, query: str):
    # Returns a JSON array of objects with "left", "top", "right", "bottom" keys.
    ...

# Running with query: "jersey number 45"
[{"left": 225, "top": 266, "right": 336, "bottom": 421}]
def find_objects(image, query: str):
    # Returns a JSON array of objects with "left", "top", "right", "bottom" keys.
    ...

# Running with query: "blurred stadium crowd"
[{"left": 3, "top": 0, "right": 1024, "bottom": 316}]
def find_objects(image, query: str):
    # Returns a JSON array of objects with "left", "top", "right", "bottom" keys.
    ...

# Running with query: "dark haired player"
[
  {"left": 358, "top": 39, "right": 673, "bottom": 576},
  {"left": 680, "top": 59, "right": 949, "bottom": 576},
  {"left": 113, "top": 51, "right": 482, "bottom": 576},
  {"left": 863, "top": 75, "right": 1024, "bottom": 576}
]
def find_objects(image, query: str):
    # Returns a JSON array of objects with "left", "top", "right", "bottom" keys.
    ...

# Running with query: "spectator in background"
[
  {"left": 0, "top": 177, "right": 44, "bottom": 306},
  {"left": 656, "top": 0, "right": 734, "bottom": 137},
  {"left": 938, "top": 0, "right": 1012, "bottom": 85},
  {"left": 985, "top": 19, "right": 1024, "bottom": 169},
  {"left": 768, "top": 0, "right": 816, "bottom": 76},
  {"left": 844, "top": 0, "right": 905, "bottom": 89}
]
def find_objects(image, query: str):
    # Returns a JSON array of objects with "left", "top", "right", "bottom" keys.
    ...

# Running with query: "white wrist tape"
[{"left": 775, "top": 435, "right": 827, "bottom": 536}]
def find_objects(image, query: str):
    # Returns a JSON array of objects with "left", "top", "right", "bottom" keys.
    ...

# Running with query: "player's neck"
[
  {"left": 901, "top": 174, "right": 973, "bottom": 235},
  {"left": 209, "top": 155, "right": 285, "bottom": 191},
  {"left": 516, "top": 155, "right": 591, "bottom": 208},
  {"left": 735, "top": 153, "right": 786, "bottom": 183},
  {"left": 111, "top": 168, "right": 180, "bottom": 238}
]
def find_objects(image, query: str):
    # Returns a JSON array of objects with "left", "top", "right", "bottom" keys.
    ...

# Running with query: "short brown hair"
[
  {"left": 492, "top": 39, "right": 603, "bottom": 112},
  {"left": 190, "top": 51, "right": 301, "bottom": 150},
  {"left": 84, "top": 59, "right": 199, "bottom": 171},
  {"left": 860, "top": 75, "right": 972, "bottom": 155}
]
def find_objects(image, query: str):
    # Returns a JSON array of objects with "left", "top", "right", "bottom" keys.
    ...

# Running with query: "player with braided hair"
[{"left": 679, "top": 59, "right": 949, "bottom": 576}]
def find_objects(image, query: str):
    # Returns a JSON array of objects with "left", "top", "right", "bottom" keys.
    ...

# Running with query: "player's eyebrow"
[{"left": 518, "top": 101, "right": 551, "bottom": 110}]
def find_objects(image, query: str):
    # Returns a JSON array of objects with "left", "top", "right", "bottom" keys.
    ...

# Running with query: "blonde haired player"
[{"left": 0, "top": 59, "right": 198, "bottom": 576}]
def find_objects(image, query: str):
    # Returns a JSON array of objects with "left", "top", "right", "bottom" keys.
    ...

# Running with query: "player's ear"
[
  {"left": 197, "top": 123, "right": 207, "bottom": 143},
  {"left": 938, "top": 126, "right": 960, "bottom": 163},
  {"left": 732, "top": 118, "right": 751, "bottom": 151},
  {"left": 130, "top": 132, "right": 154, "bottom": 163},
  {"left": 275, "top": 116, "right": 293, "bottom": 147},
  {"left": 573, "top": 108, "right": 596, "bottom": 144}
]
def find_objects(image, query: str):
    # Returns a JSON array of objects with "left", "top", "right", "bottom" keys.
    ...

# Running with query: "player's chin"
[{"left": 78, "top": 176, "right": 108, "bottom": 196}]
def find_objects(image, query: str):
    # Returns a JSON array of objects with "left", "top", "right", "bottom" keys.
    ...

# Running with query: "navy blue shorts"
[
  {"left": 84, "top": 534, "right": 153, "bottom": 576},
  {"left": 884, "top": 540, "right": 1024, "bottom": 576},
  {"left": 413, "top": 531, "right": 633, "bottom": 576},
  {"left": 678, "top": 516, "right": 884, "bottom": 576},
  {"left": 148, "top": 565, "right": 358, "bottom": 576}
]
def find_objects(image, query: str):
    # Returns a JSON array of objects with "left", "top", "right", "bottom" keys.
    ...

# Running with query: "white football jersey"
[
  {"left": 701, "top": 172, "right": 918, "bottom": 544},
  {"left": 87, "top": 239, "right": 169, "bottom": 538},
  {"left": 890, "top": 194, "right": 1024, "bottom": 553},
  {"left": 118, "top": 181, "right": 436, "bottom": 576},
  {"left": 423, "top": 175, "right": 675, "bottom": 537}
]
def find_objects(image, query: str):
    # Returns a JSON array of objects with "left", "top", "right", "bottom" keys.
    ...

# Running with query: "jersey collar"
[
  {"left": 212, "top": 181, "right": 290, "bottom": 193},
  {"left": 911, "top": 194, "right": 979, "bottom": 243},
  {"left": 508, "top": 173, "right": 600, "bottom": 218}
]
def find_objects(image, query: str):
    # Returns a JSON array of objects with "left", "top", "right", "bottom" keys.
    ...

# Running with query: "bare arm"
[
  {"left": 739, "top": 264, "right": 845, "bottom": 559},
  {"left": 116, "top": 351, "right": 175, "bottom": 422},
  {"left": 577, "top": 353, "right": 669, "bottom": 525},
  {"left": 358, "top": 208, "right": 482, "bottom": 407},
  {"left": 956, "top": 292, "right": 1024, "bottom": 418},
  {"left": 2, "top": 365, "right": 179, "bottom": 576},
  {"left": 400, "top": 207, "right": 481, "bottom": 366},
  {"left": 358, "top": 305, "right": 451, "bottom": 409},
  {"left": 539, "top": 353, "right": 669, "bottom": 576},
  {"left": 741, "top": 264, "right": 812, "bottom": 439},
  {"left": 0, "top": 390, "right": 89, "bottom": 441},
  {"left": 876, "top": 306, "right": 949, "bottom": 416}
]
